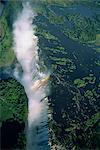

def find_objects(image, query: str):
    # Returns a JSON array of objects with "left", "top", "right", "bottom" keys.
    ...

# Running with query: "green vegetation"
[
  {"left": 94, "top": 34, "right": 100, "bottom": 53},
  {"left": 0, "top": 1, "right": 22, "bottom": 67},
  {"left": 48, "top": 11, "right": 65, "bottom": 24},
  {"left": 44, "top": 46, "right": 67, "bottom": 55},
  {"left": 95, "top": 47, "right": 100, "bottom": 53},
  {"left": 1, "top": 0, "right": 100, "bottom": 149},
  {"left": 0, "top": 79, "right": 27, "bottom": 124},
  {"left": 0, "top": 16, "right": 15, "bottom": 67},
  {"left": 95, "top": 60, "right": 100, "bottom": 66},
  {"left": 37, "top": 28, "right": 58, "bottom": 40},
  {"left": 0, "top": 78, "right": 27, "bottom": 149},
  {"left": 49, "top": 77, "right": 100, "bottom": 149},
  {"left": 84, "top": 90, "right": 94, "bottom": 99},
  {"left": 85, "top": 112, "right": 100, "bottom": 130},
  {"left": 63, "top": 13, "right": 99, "bottom": 43},
  {"left": 83, "top": 74, "right": 96, "bottom": 84},
  {"left": 74, "top": 79, "right": 87, "bottom": 88},
  {"left": 74, "top": 74, "right": 96, "bottom": 88},
  {"left": 39, "top": 0, "right": 75, "bottom": 7},
  {"left": 49, "top": 55, "right": 76, "bottom": 72},
  {"left": 95, "top": 34, "right": 100, "bottom": 46}
]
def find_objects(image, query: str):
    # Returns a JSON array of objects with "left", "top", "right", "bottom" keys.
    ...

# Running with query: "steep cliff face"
[
  {"left": 27, "top": 97, "right": 50, "bottom": 150},
  {"left": 0, "top": 78, "right": 27, "bottom": 149}
]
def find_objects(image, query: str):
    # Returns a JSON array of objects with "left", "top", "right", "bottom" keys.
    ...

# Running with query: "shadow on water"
[
  {"left": 0, "top": 66, "right": 14, "bottom": 80},
  {"left": 1, "top": 119, "right": 25, "bottom": 150}
]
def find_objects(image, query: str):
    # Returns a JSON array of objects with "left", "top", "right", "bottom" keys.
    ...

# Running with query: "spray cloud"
[{"left": 13, "top": 3, "right": 50, "bottom": 149}]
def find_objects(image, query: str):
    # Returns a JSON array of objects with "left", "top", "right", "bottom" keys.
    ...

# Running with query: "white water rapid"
[{"left": 13, "top": 3, "right": 50, "bottom": 150}]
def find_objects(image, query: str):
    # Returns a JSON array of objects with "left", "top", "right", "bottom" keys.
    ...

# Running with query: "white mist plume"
[
  {"left": 13, "top": 3, "right": 50, "bottom": 149},
  {"left": 13, "top": 2, "right": 49, "bottom": 129},
  {"left": 13, "top": 3, "right": 38, "bottom": 76}
]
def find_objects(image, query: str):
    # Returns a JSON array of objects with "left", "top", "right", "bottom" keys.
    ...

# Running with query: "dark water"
[
  {"left": 0, "top": 59, "right": 23, "bottom": 81},
  {"left": 48, "top": 4, "right": 100, "bottom": 18},
  {"left": 1, "top": 2, "right": 100, "bottom": 149},
  {"left": 36, "top": 15, "right": 100, "bottom": 80},
  {"left": 50, "top": 5, "right": 93, "bottom": 17},
  {"left": 0, "top": 3, "right": 4, "bottom": 16},
  {"left": 1, "top": 119, "right": 25, "bottom": 149},
  {"left": 27, "top": 101, "right": 50, "bottom": 150},
  {"left": 0, "top": 0, "right": 8, "bottom": 17},
  {"left": 0, "top": 67, "right": 50, "bottom": 150},
  {"left": 37, "top": 107, "right": 50, "bottom": 150},
  {"left": 0, "top": 66, "right": 14, "bottom": 80},
  {"left": 35, "top": 5, "right": 100, "bottom": 149}
]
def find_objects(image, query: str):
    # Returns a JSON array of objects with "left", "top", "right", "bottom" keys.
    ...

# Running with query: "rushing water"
[
  {"left": 1, "top": 1, "right": 100, "bottom": 149},
  {"left": 0, "top": 2, "right": 50, "bottom": 149},
  {"left": 12, "top": 3, "right": 50, "bottom": 150},
  {"left": 27, "top": 98, "right": 50, "bottom": 150}
]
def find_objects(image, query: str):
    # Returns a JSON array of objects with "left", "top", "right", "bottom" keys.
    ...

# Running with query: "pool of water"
[{"left": 48, "top": 4, "right": 100, "bottom": 18}]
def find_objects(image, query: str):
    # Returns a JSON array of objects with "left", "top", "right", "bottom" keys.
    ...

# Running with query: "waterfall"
[{"left": 13, "top": 3, "right": 50, "bottom": 150}]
